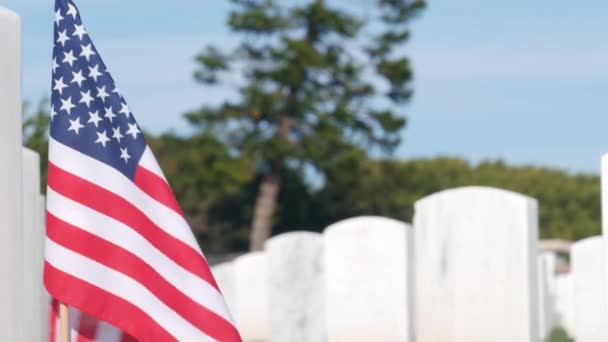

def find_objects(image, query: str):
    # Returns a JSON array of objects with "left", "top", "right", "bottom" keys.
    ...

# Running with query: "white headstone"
[
  {"left": 414, "top": 186, "right": 539, "bottom": 342},
  {"left": 555, "top": 273, "right": 574, "bottom": 334},
  {"left": 0, "top": 7, "right": 23, "bottom": 341},
  {"left": 211, "top": 262, "right": 237, "bottom": 321},
  {"left": 601, "top": 154, "right": 608, "bottom": 311},
  {"left": 39, "top": 195, "right": 50, "bottom": 341},
  {"left": 571, "top": 236, "right": 608, "bottom": 342},
  {"left": 324, "top": 216, "right": 413, "bottom": 342},
  {"left": 265, "top": 232, "right": 324, "bottom": 342},
  {"left": 538, "top": 252, "right": 557, "bottom": 340},
  {"left": 234, "top": 252, "right": 268, "bottom": 341},
  {"left": 22, "top": 148, "right": 42, "bottom": 342}
]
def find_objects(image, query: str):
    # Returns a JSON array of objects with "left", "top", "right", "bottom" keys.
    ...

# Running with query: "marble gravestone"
[
  {"left": 211, "top": 262, "right": 238, "bottom": 322},
  {"left": 0, "top": 7, "right": 24, "bottom": 342},
  {"left": 601, "top": 154, "right": 608, "bottom": 305},
  {"left": 537, "top": 252, "right": 557, "bottom": 340},
  {"left": 233, "top": 252, "right": 269, "bottom": 341},
  {"left": 571, "top": 236, "right": 608, "bottom": 342},
  {"left": 265, "top": 232, "right": 325, "bottom": 342},
  {"left": 554, "top": 273, "right": 574, "bottom": 335},
  {"left": 22, "top": 149, "right": 43, "bottom": 342},
  {"left": 414, "top": 187, "right": 539, "bottom": 342},
  {"left": 324, "top": 216, "right": 413, "bottom": 342}
]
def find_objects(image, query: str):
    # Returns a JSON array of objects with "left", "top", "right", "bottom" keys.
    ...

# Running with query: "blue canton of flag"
[{"left": 51, "top": 1, "right": 145, "bottom": 179}]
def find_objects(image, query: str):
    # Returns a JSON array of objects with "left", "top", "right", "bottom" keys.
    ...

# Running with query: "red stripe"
[
  {"left": 47, "top": 162, "right": 219, "bottom": 291},
  {"left": 44, "top": 262, "right": 177, "bottom": 342},
  {"left": 49, "top": 299, "right": 58, "bottom": 342},
  {"left": 134, "top": 166, "right": 184, "bottom": 217},
  {"left": 76, "top": 311, "right": 99, "bottom": 342},
  {"left": 47, "top": 213, "right": 241, "bottom": 341}
]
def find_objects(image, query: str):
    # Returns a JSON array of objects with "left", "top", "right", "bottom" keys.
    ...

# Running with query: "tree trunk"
[{"left": 249, "top": 172, "right": 281, "bottom": 251}]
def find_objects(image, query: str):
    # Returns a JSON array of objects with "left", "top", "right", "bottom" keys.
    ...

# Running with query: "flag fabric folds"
[{"left": 45, "top": 1, "right": 241, "bottom": 341}]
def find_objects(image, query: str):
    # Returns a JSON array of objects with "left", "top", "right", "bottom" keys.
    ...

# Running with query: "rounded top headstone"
[
  {"left": 0, "top": 6, "right": 20, "bottom": 22},
  {"left": 415, "top": 186, "right": 536, "bottom": 209},
  {"left": 324, "top": 216, "right": 410, "bottom": 236},
  {"left": 265, "top": 231, "right": 322, "bottom": 250},
  {"left": 572, "top": 235, "right": 602, "bottom": 250}
]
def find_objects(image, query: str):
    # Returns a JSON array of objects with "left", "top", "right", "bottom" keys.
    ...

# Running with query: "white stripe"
[
  {"left": 48, "top": 138, "right": 200, "bottom": 255},
  {"left": 47, "top": 188, "right": 233, "bottom": 323},
  {"left": 95, "top": 321, "right": 123, "bottom": 342},
  {"left": 139, "top": 146, "right": 167, "bottom": 181},
  {"left": 45, "top": 238, "right": 215, "bottom": 342}
]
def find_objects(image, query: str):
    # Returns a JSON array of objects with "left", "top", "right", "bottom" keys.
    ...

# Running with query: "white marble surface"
[
  {"left": 265, "top": 232, "right": 325, "bottom": 342},
  {"left": 538, "top": 252, "right": 557, "bottom": 340},
  {"left": 22, "top": 148, "right": 42, "bottom": 342},
  {"left": 324, "top": 216, "right": 413, "bottom": 342},
  {"left": 0, "top": 7, "right": 23, "bottom": 341},
  {"left": 234, "top": 252, "right": 269, "bottom": 341},
  {"left": 571, "top": 236, "right": 608, "bottom": 342},
  {"left": 414, "top": 186, "right": 539, "bottom": 342},
  {"left": 211, "top": 262, "right": 238, "bottom": 324},
  {"left": 555, "top": 273, "right": 574, "bottom": 334}
]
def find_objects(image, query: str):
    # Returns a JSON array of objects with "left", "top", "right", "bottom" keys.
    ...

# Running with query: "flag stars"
[
  {"left": 88, "top": 110, "right": 102, "bottom": 127},
  {"left": 72, "top": 70, "right": 86, "bottom": 87},
  {"left": 68, "top": 117, "right": 84, "bottom": 135},
  {"left": 88, "top": 65, "right": 103, "bottom": 82},
  {"left": 119, "top": 103, "right": 130, "bottom": 118},
  {"left": 67, "top": 4, "right": 78, "bottom": 20},
  {"left": 112, "top": 126, "right": 124, "bottom": 143},
  {"left": 80, "top": 44, "right": 96, "bottom": 62},
  {"left": 120, "top": 147, "right": 131, "bottom": 163},
  {"left": 97, "top": 86, "right": 110, "bottom": 102},
  {"left": 126, "top": 123, "right": 141, "bottom": 139},
  {"left": 56, "top": 29, "right": 70, "bottom": 47},
  {"left": 52, "top": 57, "right": 60, "bottom": 74},
  {"left": 60, "top": 97, "right": 76, "bottom": 115},
  {"left": 50, "top": 105, "right": 57, "bottom": 121},
  {"left": 73, "top": 24, "right": 87, "bottom": 40},
  {"left": 54, "top": 9, "right": 64, "bottom": 26},
  {"left": 104, "top": 106, "right": 117, "bottom": 123},
  {"left": 80, "top": 90, "right": 95, "bottom": 108},
  {"left": 53, "top": 77, "right": 68, "bottom": 95},
  {"left": 95, "top": 130, "right": 111, "bottom": 147},
  {"left": 63, "top": 50, "right": 78, "bottom": 67}
]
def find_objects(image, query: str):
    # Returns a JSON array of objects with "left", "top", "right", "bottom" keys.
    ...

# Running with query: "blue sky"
[{"left": 2, "top": 0, "right": 607, "bottom": 173}]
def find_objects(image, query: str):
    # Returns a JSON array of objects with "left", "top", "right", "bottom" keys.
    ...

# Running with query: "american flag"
[{"left": 45, "top": 1, "right": 241, "bottom": 341}]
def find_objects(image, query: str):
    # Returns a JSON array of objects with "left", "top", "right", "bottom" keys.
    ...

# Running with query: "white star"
[
  {"left": 97, "top": 86, "right": 110, "bottom": 102},
  {"left": 63, "top": 50, "right": 78, "bottom": 67},
  {"left": 50, "top": 105, "right": 58, "bottom": 121},
  {"left": 56, "top": 29, "right": 70, "bottom": 47},
  {"left": 88, "top": 65, "right": 103, "bottom": 82},
  {"left": 104, "top": 106, "right": 117, "bottom": 122},
  {"left": 79, "top": 90, "right": 94, "bottom": 108},
  {"left": 73, "top": 24, "right": 87, "bottom": 40},
  {"left": 53, "top": 77, "right": 68, "bottom": 95},
  {"left": 67, "top": 3, "right": 78, "bottom": 19},
  {"left": 112, "top": 126, "right": 124, "bottom": 143},
  {"left": 126, "top": 123, "right": 141, "bottom": 139},
  {"left": 87, "top": 110, "right": 102, "bottom": 127},
  {"left": 71, "top": 70, "right": 86, "bottom": 87},
  {"left": 60, "top": 97, "right": 76, "bottom": 115},
  {"left": 52, "top": 57, "right": 60, "bottom": 74},
  {"left": 119, "top": 103, "right": 131, "bottom": 118},
  {"left": 68, "top": 117, "right": 84, "bottom": 134},
  {"left": 120, "top": 147, "right": 131, "bottom": 163},
  {"left": 54, "top": 9, "right": 64, "bottom": 26},
  {"left": 95, "top": 130, "right": 111, "bottom": 147},
  {"left": 80, "top": 44, "right": 96, "bottom": 62}
]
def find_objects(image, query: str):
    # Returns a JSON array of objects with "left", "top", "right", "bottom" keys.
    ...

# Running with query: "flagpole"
[{"left": 59, "top": 303, "right": 69, "bottom": 342}]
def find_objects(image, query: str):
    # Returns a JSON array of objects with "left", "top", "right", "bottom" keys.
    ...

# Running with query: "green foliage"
[
  {"left": 546, "top": 327, "right": 574, "bottom": 342},
  {"left": 22, "top": 99, "right": 50, "bottom": 193},
  {"left": 320, "top": 157, "right": 601, "bottom": 242}
]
